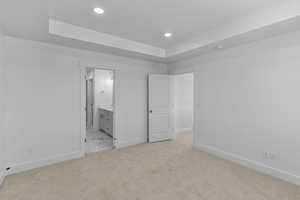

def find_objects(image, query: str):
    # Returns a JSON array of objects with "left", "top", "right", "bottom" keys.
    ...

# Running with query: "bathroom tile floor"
[{"left": 86, "top": 130, "right": 113, "bottom": 153}]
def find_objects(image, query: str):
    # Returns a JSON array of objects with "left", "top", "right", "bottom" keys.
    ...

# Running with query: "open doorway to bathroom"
[{"left": 84, "top": 67, "right": 115, "bottom": 153}]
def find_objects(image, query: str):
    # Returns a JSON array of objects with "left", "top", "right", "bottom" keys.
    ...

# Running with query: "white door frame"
[
  {"left": 80, "top": 65, "right": 117, "bottom": 155},
  {"left": 170, "top": 71, "right": 196, "bottom": 146}
]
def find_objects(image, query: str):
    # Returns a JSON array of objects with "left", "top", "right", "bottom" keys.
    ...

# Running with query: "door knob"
[{"left": 149, "top": 110, "right": 153, "bottom": 113}]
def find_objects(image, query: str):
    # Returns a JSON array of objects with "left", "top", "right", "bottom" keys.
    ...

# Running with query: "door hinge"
[{"left": 84, "top": 138, "right": 87, "bottom": 143}]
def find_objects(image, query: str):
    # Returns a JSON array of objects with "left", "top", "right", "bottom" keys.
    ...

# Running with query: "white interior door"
[
  {"left": 148, "top": 74, "right": 171, "bottom": 142},
  {"left": 86, "top": 79, "right": 94, "bottom": 129}
]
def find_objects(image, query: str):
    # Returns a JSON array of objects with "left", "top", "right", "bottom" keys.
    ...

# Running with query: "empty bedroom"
[{"left": 0, "top": 0, "right": 300, "bottom": 199}]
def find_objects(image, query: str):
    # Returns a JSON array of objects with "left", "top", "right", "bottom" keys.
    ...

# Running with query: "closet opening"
[{"left": 171, "top": 73, "right": 194, "bottom": 145}]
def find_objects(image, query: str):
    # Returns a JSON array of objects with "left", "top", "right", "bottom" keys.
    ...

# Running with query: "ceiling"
[
  {"left": 49, "top": 0, "right": 277, "bottom": 49},
  {"left": 1, "top": 0, "right": 300, "bottom": 62}
]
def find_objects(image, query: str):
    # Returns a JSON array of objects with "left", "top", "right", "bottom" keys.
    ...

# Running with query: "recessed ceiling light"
[
  {"left": 164, "top": 32, "right": 172, "bottom": 38},
  {"left": 93, "top": 7, "right": 104, "bottom": 15}
]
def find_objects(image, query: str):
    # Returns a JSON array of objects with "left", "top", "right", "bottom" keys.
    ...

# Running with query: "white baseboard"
[
  {"left": 6, "top": 151, "right": 84, "bottom": 175},
  {"left": 0, "top": 171, "right": 5, "bottom": 186},
  {"left": 116, "top": 138, "right": 146, "bottom": 149},
  {"left": 176, "top": 128, "right": 193, "bottom": 134},
  {"left": 194, "top": 143, "right": 300, "bottom": 186},
  {"left": 5, "top": 138, "right": 146, "bottom": 176}
]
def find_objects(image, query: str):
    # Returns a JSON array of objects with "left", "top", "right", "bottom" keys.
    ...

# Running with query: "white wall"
[
  {"left": 93, "top": 69, "right": 114, "bottom": 130},
  {"left": 4, "top": 36, "right": 167, "bottom": 174},
  {"left": 94, "top": 69, "right": 114, "bottom": 108},
  {"left": 169, "top": 30, "right": 300, "bottom": 185},
  {"left": 0, "top": 27, "right": 5, "bottom": 184},
  {"left": 173, "top": 73, "right": 193, "bottom": 134}
]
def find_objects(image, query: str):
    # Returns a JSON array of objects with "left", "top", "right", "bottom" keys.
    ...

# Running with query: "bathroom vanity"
[{"left": 98, "top": 107, "right": 113, "bottom": 137}]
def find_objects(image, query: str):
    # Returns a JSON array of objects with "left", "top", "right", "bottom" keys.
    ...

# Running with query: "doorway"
[
  {"left": 82, "top": 67, "right": 116, "bottom": 153},
  {"left": 172, "top": 73, "right": 194, "bottom": 145},
  {"left": 147, "top": 73, "right": 194, "bottom": 145}
]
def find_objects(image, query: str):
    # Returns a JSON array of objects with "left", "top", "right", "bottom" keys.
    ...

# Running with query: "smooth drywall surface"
[
  {"left": 93, "top": 69, "right": 114, "bottom": 130},
  {"left": 4, "top": 36, "right": 167, "bottom": 173},
  {"left": 173, "top": 73, "right": 193, "bottom": 134},
  {"left": 169, "top": 30, "right": 300, "bottom": 185},
  {"left": 0, "top": 27, "right": 5, "bottom": 182}
]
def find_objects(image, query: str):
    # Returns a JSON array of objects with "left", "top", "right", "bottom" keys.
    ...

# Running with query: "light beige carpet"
[{"left": 0, "top": 133, "right": 299, "bottom": 200}]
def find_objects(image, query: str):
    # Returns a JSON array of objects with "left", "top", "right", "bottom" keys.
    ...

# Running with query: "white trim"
[
  {"left": 49, "top": 19, "right": 166, "bottom": 58},
  {"left": 112, "top": 69, "right": 118, "bottom": 147},
  {"left": 80, "top": 65, "right": 87, "bottom": 155},
  {"left": 6, "top": 151, "right": 83, "bottom": 175},
  {"left": 0, "top": 171, "right": 5, "bottom": 186},
  {"left": 194, "top": 143, "right": 300, "bottom": 186},
  {"left": 116, "top": 138, "right": 147, "bottom": 149}
]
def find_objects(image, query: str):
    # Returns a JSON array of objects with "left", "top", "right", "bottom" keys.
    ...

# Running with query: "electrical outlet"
[{"left": 264, "top": 152, "right": 276, "bottom": 160}]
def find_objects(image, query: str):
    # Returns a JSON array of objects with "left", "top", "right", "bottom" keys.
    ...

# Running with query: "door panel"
[
  {"left": 148, "top": 74, "right": 171, "bottom": 142},
  {"left": 86, "top": 79, "right": 94, "bottom": 129}
]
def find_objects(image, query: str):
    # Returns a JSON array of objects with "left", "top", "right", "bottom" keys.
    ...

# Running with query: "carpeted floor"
[{"left": 0, "top": 132, "right": 299, "bottom": 200}]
